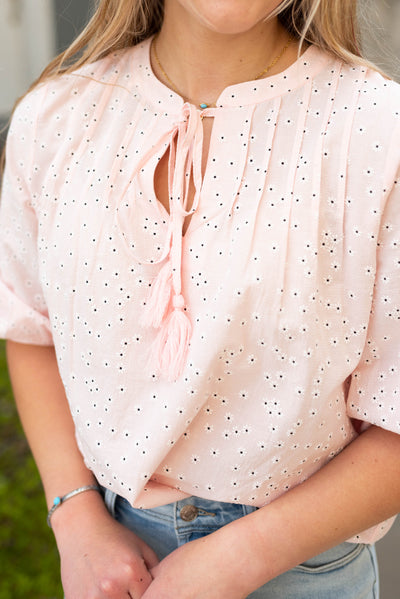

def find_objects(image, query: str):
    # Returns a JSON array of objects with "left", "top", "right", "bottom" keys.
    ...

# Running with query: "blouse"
[{"left": 0, "top": 36, "right": 399, "bottom": 543}]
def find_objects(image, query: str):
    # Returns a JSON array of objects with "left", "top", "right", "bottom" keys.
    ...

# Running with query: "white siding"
[{"left": 0, "top": 0, "right": 56, "bottom": 117}]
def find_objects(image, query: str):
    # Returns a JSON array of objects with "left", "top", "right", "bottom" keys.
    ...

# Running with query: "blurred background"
[{"left": 0, "top": 1, "right": 399, "bottom": 597}]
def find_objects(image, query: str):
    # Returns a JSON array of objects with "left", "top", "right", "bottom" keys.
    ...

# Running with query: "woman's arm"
[
  {"left": 6, "top": 340, "right": 158, "bottom": 598},
  {"left": 143, "top": 425, "right": 400, "bottom": 599},
  {"left": 6, "top": 341, "right": 95, "bottom": 503}
]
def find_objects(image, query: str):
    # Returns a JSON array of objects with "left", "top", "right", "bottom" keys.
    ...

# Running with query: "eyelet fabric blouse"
[{"left": 1, "top": 37, "right": 399, "bottom": 543}]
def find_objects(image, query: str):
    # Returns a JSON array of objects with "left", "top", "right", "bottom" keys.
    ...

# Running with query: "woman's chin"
[{"left": 173, "top": 0, "right": 282, "bottom": 37}]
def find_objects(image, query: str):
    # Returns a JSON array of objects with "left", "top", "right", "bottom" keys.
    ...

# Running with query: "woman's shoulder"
[
  {"left": 43, "top": 45, "right": 138, "bottom": 111},
  {"left": 321, "top": 57, "right": 400, "bottom": 161},
  {"left": 337, "top": 58, "right": 400, "bottom": 117},
  {"left": 307, "top": 45, "right": 400, "bottom": 113},
  {"left": 336, "top": 61, "right": 400, "bottom": 190},
  {"left": 7, "top": 43, "right": 144, "bottom": 151}
]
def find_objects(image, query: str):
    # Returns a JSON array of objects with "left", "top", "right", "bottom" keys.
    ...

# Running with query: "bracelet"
[{"left": 47, "top": 484, "right": 101, "bottom": 528}]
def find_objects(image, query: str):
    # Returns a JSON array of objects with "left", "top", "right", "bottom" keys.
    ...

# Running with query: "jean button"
[{"left": 180, "top": 504, "right": 199, "bottom": 521}]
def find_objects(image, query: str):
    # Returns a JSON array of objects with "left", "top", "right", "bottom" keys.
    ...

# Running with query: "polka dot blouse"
[{"left": 1, "top": 37, "right": 399, "bottom": 543}]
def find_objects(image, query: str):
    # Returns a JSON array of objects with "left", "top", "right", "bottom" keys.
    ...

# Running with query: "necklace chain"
[{"left": 152, "top": 34, "right": 294, "bottom": 109}]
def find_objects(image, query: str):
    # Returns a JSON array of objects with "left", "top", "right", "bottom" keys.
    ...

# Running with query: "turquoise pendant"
[{"left": 199, "top": 103, "right": 208, "bottom": 109}]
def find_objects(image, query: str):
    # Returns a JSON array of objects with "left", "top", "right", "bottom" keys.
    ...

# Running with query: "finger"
[
  {"left": 142, "top": 544, "right": 160, "bottom": 570},
  {"left": 128, "top": 565, "right": 154, "bottom": 599}
]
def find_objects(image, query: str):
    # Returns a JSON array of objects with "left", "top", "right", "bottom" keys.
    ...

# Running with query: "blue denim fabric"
[{"left": 103, "top": 490, "right": 379, "bottom": 598}]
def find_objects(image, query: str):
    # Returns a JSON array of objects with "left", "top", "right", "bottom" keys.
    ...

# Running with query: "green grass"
[{"left": 0, "top": 340, "right": 62, "bottom": 599}]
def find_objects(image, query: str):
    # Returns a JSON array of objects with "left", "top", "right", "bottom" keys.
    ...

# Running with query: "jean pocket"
[{"left": 295, "top": 542, "right": 365, "bottom": 574}]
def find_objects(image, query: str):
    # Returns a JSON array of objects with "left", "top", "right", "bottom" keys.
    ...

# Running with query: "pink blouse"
[{"left": 1, "top": 37, "right": 399, "bottom": 543}]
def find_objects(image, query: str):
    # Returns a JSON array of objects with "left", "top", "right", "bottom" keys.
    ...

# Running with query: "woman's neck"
[{"left": 153, "top": 2, "right": 297, "bottom": 107}]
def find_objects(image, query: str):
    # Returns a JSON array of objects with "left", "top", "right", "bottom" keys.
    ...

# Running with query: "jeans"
[{"left": 103, "top": 490, "right": 379, "bottom": 598}]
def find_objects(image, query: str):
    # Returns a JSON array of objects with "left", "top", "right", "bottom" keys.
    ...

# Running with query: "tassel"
[
  {"left": 141, "top": 261, "right": 172, "bottom": 328},
  {"left": 155, "top": 294, "right": 192, "bottom": 381}
]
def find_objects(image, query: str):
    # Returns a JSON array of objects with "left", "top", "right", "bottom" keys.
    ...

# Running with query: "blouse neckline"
[{"left": 134, "top": 35, "right": 332, "bottom": 112}]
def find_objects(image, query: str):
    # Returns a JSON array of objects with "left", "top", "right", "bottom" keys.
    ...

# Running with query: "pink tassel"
[
  {"left": 155, "top": 294, "right": 192, "bottom": 381},
  {"left": 141, "top": 261, "right": 172, "bottom": 328}
]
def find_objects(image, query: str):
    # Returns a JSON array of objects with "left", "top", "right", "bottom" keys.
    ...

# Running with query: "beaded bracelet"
[{"left": 47, "top": 484, "right": 101, "bottom": 527}]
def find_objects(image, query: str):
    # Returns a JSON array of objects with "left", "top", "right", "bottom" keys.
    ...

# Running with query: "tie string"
[{"left": 141, "top": 103, "right": 206, "bottom": 380}]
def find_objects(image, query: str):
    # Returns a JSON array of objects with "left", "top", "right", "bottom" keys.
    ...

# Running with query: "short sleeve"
[
  {"left": 0, "top": 88, "right": 53, "bottom": 345},
  {"left": 347, "top": 169, "right": 400, "bottom": 434}
]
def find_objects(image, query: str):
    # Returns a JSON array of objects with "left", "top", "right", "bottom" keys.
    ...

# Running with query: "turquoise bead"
[
  {"left": 53, "top": 496, "right": 61, "bottom": 506},
  {"left": 199, "top": 103, "right": 208, "bottom": 109}
]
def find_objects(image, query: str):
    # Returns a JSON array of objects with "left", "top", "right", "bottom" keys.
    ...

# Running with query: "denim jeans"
[{"left": 103, "top": 490, "right": 379, "bottom": 598}]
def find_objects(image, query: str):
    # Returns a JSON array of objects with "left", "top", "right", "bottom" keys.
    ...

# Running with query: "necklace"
[{"left": 152, "top": 34, "right": 294, "bottom": 109}]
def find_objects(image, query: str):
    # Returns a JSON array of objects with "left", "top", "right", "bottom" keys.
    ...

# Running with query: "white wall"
[
  {"left": 362, "top": 0, "right": 400, "bottom": 79},
  {"left": 0, "top": 0, "right": 56, "bottom": 117}
]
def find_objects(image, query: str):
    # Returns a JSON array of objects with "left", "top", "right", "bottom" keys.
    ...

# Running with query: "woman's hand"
[
  {"left": 53, "top": 494, "right": 159, "bottom": 599},
  {"left": 142, "top": 426, "right": 400, "bottom": 599},
  {"left": 5, "top": 341, "right": 159, "bottom": 597},
  {"left": 141, "top": 527, "right": 255, "bottom": 599}
]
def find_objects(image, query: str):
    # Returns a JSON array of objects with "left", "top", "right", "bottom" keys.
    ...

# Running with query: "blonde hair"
[
  {"left": 0, "top": 0, "right": 380, "bottom": 173},
  {"left": 19, "top": 0, "right": 373, "bottom": 86}
]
